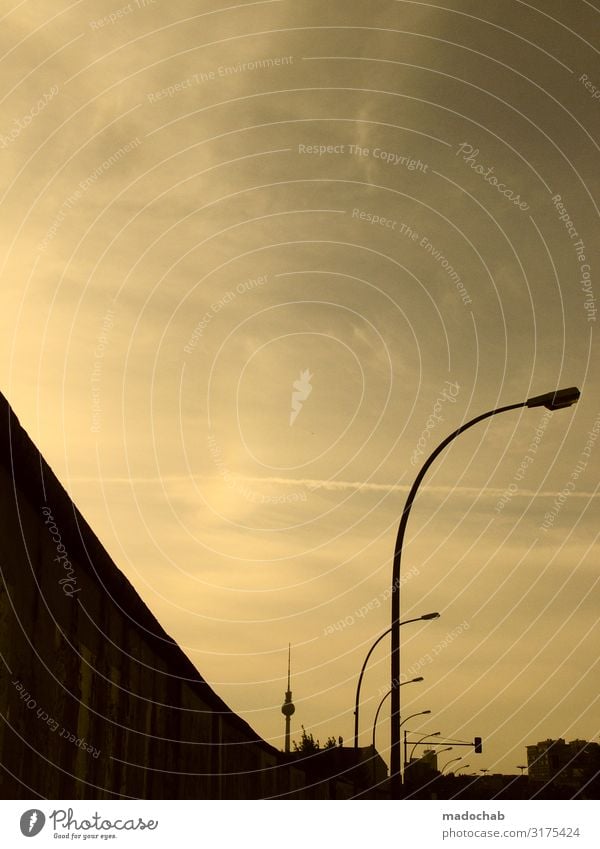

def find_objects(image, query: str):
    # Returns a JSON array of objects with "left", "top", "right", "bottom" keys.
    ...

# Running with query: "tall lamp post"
[
  {"left": 353, "top": 612, "right": 439, "bottom": 748},
  {"left": 389, "top": 387, "right": 580, "bottom": 797}
]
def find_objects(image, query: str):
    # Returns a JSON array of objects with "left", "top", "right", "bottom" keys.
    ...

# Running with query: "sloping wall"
[{"left": 0, "top": 393, "right": 295, "bottom": 799}]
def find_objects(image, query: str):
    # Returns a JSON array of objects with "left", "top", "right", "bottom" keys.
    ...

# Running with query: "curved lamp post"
[
  {"left": 409, "top": 730, "right": 441, "bottom": 762},
  {"left": 389, "top": 386, "right": 581, "bottom": 797},
  {"left": 438, "top": 746, "right": 453, "bottom": 756},
  {"left": 425, "top": 746, "right": 452, "bottom": 776},
  {"left": 404, "top": 730, "right": 442, "bottom": 783},
  {"left": 455, "top": 764, "right": 470, "bottom": 775},
  {"left": 441, "top": 756, "right": 463, "bottom": 774},
  {"left": 353, "top": 612, "right": 439, "bottom": 748},
  {"left": 371, "top": 705, "right": 431, "bottom": 785},
  {"left": 399, "top": 710, "right": 431, "bottom": 731},
  {"left": 372, "top": 700, "right": 430, "bottom": 756}
]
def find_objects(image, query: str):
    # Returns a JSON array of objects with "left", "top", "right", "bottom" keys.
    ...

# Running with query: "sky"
[{"left": 1, "top": 0, "right": 599, "bottom": 777}]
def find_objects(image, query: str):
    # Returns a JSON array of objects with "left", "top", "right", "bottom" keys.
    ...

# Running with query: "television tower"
[{"left": 281, "top": 644, "right": 295, "bottom": 753}]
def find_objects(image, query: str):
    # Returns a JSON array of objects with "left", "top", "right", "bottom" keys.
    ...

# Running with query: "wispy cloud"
[{"left": 69, "top": 473, "right": 600, "bottom": 499}]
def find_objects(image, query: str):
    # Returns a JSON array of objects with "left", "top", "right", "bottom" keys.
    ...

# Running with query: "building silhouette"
[
  {"left": 527, "top": 738, "right": 600, "bottom": 796},
  {"left": 404, "top": 747, "right": 439, "bottom": 786},
  {"left": 402, "top": 738, "right": 600, "bottom": 800}
]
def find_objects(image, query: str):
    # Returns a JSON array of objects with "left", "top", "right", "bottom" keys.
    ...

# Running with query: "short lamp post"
[
  {"left": 372, "top": 705, "right": 431, "bottom": 760},
  {"left": 441, "top": 756, "right": 463, "bottom": 774},
  {"left": 353, "top": 613, "right": 439, "bottom": 748},
  {"left": 404, "top": 730, "right": 442, "bottom": 775},
  {"left": 409, "top": 730, "right": 441, "bottom": 762}
]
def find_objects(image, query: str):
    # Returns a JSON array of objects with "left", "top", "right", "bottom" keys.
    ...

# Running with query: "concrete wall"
[{"left": 0, "top": 393, "right": 296, "bottom": 799}]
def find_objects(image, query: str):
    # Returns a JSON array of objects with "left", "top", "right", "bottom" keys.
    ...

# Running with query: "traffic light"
[{"left": 474, "top": 737, "right": 483, "bottom": 754}]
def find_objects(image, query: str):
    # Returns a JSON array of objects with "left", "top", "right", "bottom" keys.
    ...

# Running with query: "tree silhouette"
[
  {"left": 292, "top": 726, "right": 341, "bottom": 752},
  {"left": 293, "top": 726, "right": 320, "bottom": 753}
]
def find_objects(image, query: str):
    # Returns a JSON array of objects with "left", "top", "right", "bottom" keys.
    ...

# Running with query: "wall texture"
[{"left": 0, "top": 392, "right": 303, "bottom": 799}]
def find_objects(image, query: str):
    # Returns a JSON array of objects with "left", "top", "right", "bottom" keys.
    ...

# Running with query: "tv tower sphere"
[{"left": 282, "top": 700, "right": 295, "bottom": 717}]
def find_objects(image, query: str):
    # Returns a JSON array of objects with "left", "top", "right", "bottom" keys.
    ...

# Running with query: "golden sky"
[{"left": 1, "top": 0, "right": 598, "bottom": 775}]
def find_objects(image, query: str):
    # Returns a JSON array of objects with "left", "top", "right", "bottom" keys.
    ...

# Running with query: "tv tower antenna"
[{"left": 281, "top": 644, "right": 295, "bottom": 753}]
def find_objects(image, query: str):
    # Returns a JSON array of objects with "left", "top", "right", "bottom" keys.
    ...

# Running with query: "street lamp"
[
  {"left": 389, "top": 386, "right": 580, "bottom": 796},
  {"left": 409, "top": 730, "right": 441, "bottom": 761},
  {"left": 370, "top": 705, "right": 431, "bottom": 785},
  {"left": 430, "top": 746, "right": 453, "bottom": 773},
  {"left": 353, "top": 612, "right": 439, "bottom": 748},
  {"left": 455, "top": 764, "right": 470, "bottom": 775},
  {"left": 372, "top": 699, "right": 430, "bottom": 756},
  {"left": 441, "top": 756, "right": 463, "bottom": 774},
  {"left": 404, "top": 731, "right": 442, "bottom": 782},
  {"left": 400, "top": 710, "right": 432, "bottom": 730}
]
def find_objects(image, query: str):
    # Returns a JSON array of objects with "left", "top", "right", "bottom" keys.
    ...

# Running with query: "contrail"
[{"left": 290, "top": 369, "right": 313, "bottom": 425}]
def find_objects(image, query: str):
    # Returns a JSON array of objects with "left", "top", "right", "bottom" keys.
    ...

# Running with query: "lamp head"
[
  {"left": 526, "top": 386, "right": 580, "bottom": 410},
  {"left": 421, "top": 612, "right": 440, "bottom": 620}
]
